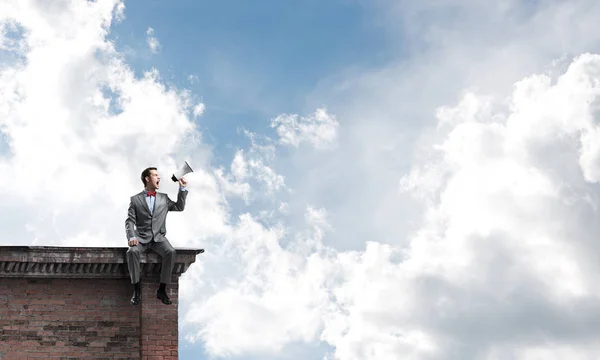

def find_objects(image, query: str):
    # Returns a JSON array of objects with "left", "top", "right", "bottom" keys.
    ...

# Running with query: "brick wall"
[
  {"left": 0, "top": 278, "right": 139, "bottom": 358},
  {"left": 0, "top": 246, "right": 202, "bottom": 360},
  {"left": 140, "top": 278, "right": 179, "bottom": 359}
]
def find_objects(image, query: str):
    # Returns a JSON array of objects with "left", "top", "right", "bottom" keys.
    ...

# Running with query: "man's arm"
[
  {"left": 167, "top": 185, "right": 188, "bottom": 211},
  {"left": 125, "top": 197, "right": 137, "bottom": 242}
]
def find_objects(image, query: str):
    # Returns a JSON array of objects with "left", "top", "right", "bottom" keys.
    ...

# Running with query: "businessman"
[{"left": 125, "top": 166, "right": 188, "bottom": 305}]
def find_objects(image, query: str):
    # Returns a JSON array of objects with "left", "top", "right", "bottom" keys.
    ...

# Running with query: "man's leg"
[
  {"left": 126, "top": 243, "right": 145, "bottom": 305},
  {"left": 148, "top": 239, "right": 176, "bottom": 304}
]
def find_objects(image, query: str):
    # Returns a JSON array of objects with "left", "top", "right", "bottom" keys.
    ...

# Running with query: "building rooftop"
[{"left": 0, "top": 246, "right": 204, "bottom": 279}]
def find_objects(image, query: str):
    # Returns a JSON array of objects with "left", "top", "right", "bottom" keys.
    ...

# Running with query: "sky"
[{"left": 4, "top": 0, "right": 600, "bottom": 359}]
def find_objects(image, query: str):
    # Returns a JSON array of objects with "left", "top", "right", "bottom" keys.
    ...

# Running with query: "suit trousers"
[{"left": 126, "top": 239, "right": 176, "bottom": 284}]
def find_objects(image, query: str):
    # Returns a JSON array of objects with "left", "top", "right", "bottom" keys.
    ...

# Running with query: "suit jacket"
[{"left": 125, "top": 189, "right": 188, "bottom": 244}]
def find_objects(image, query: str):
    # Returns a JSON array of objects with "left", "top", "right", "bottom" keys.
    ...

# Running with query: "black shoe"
[
  {"left": 156, "top": 290, "right": 172, "bottom": 305},
  {"left": 130, "top": 289, "right": 141, "bottom": 305}
]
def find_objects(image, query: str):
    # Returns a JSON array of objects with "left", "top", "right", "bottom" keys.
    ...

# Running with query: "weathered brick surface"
[
  {"left": 140, "top": 277, "right": 179, "bottom": 360},
  {"left": 0, "top": 246, "right": 202, "bottom": 359},
  {"left": 0, "top": 278, "right": 139, "bottom": 358}
]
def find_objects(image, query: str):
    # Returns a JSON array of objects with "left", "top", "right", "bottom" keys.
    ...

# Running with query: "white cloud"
[
  {"left": 386, "top": 54, "right": 600, "bottom": 358},
  {"left": 231, "top": 149, "right": 248, "bottom": 180},
  {"left": 0, "top": 0, "right": 213, "bottom": 246},
  {"left": 229, "top": 132, "right": 286, "bottom": 197},
  {"left": 271, "top": 108, "right": 340, "bottom": 149},
  {"left": 192, "top": 102, "right": 205, "bottom": 117},
  {"left": 183, "top": 213, "right": 334, "bottom": 357},
  {"left": 146, "top": 26, "right": 159, "bottom": 53}
]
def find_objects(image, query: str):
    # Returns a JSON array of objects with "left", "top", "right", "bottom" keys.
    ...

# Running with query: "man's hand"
[
  {"left": 178, "top": 177, "right": 187, "bottom": 187},
  {"left": 128, "top": 238, "right": 139, "bottom": 247}
]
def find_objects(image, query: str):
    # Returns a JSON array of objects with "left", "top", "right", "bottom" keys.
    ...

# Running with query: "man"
[{"left": 125, "top": 167, "right": 188, "bottom": 305}]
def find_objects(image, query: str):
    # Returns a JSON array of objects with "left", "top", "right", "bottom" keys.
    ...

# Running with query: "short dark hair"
[{"left": 141, "top": 167, "right": 157, "bottom": 186}]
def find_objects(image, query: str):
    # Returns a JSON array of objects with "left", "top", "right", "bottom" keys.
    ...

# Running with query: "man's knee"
[{"left": 127, "top": 246, "right": 141, "bottom": 258}]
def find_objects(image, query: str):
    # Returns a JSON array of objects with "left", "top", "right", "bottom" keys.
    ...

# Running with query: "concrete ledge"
[{"left": 0, "top": 246, "right": 204, "bottom": 279}]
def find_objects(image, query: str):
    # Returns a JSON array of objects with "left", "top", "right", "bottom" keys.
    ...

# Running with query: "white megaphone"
[{"left": 171, "top": 161, "right": 194, "bottom": 182}]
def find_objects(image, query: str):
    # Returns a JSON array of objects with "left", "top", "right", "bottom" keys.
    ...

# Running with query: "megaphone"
[{"left": 171, "top": 161, "right": 194, "bottom": 182}]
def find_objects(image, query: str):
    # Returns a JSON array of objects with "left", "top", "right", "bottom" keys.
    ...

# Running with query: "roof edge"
[{"left": 0, "top": 246, "right": 204, "bottom": 279}]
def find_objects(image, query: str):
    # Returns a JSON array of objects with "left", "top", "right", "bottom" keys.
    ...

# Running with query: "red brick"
[
  {"left": 0, "top": 278, "right": 138, "bottom": 356},
  {"left": 0, "top": 246, "right": 202, "bottom": 358},
  {"left": 0, "top": 277, "right": 181, "bottom": 358}
]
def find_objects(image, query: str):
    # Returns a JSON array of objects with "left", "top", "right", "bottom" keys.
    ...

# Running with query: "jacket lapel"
[{"left": 137, "top": 192, "right": 152, "bottom": 215}]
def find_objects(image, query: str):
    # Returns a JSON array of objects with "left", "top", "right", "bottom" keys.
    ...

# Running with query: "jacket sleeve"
[
  {"left": 125, "top": 197, "right": 137, "bottom": 240},
  {"left": 167, "top": 188, "right": 188, "bottom": 211}
]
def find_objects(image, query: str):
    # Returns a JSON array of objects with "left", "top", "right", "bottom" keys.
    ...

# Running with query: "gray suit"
[{"left": 125, "top": 188, "right": 188, "bottom": 284}]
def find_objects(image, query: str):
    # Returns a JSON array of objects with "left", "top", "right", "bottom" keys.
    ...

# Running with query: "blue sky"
[
  {"left": 107, "top": 0, "right": 393, "bottom": 162},
  {"left": 6, "top": 0, "right": 600, "bottom": 359},
  {"left": 100, "top": 0, "right": 413, "bottom": 256}
]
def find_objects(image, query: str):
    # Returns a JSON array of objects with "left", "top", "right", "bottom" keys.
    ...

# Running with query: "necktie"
[{"left": 147, "top": 191, "right": 156, "bottom": 197}]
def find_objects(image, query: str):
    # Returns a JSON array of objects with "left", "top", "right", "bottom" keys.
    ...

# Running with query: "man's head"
[{"left": 141, "top": 167, "right": 160, "bottom": 190}]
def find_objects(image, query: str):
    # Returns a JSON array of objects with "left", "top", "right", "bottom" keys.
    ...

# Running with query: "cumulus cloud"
[
  {"left": 213, "top": 130, "right": 286, "bottom": 206},
  {"left": 146, "top": 26, "right": 160, "bottom": 53},
  {"left": 0, "top": 0, "right": 217, "bottom": 247},
  {"left": 271, "top": 108, "right": 340, "bottom": 149},
  {"left": 389, "top": 54, "right": 600, "bottom": 358},
  {"left": 0, "top": 0, "right": 225, "bottom": 254},
  {"left": 182, "top": 212, "right": 334, "bottom": 356}
]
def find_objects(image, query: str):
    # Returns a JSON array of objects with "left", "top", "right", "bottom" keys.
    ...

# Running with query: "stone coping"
[{"left": 0, "top": 246, "right": 204, "bottom": 279}]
